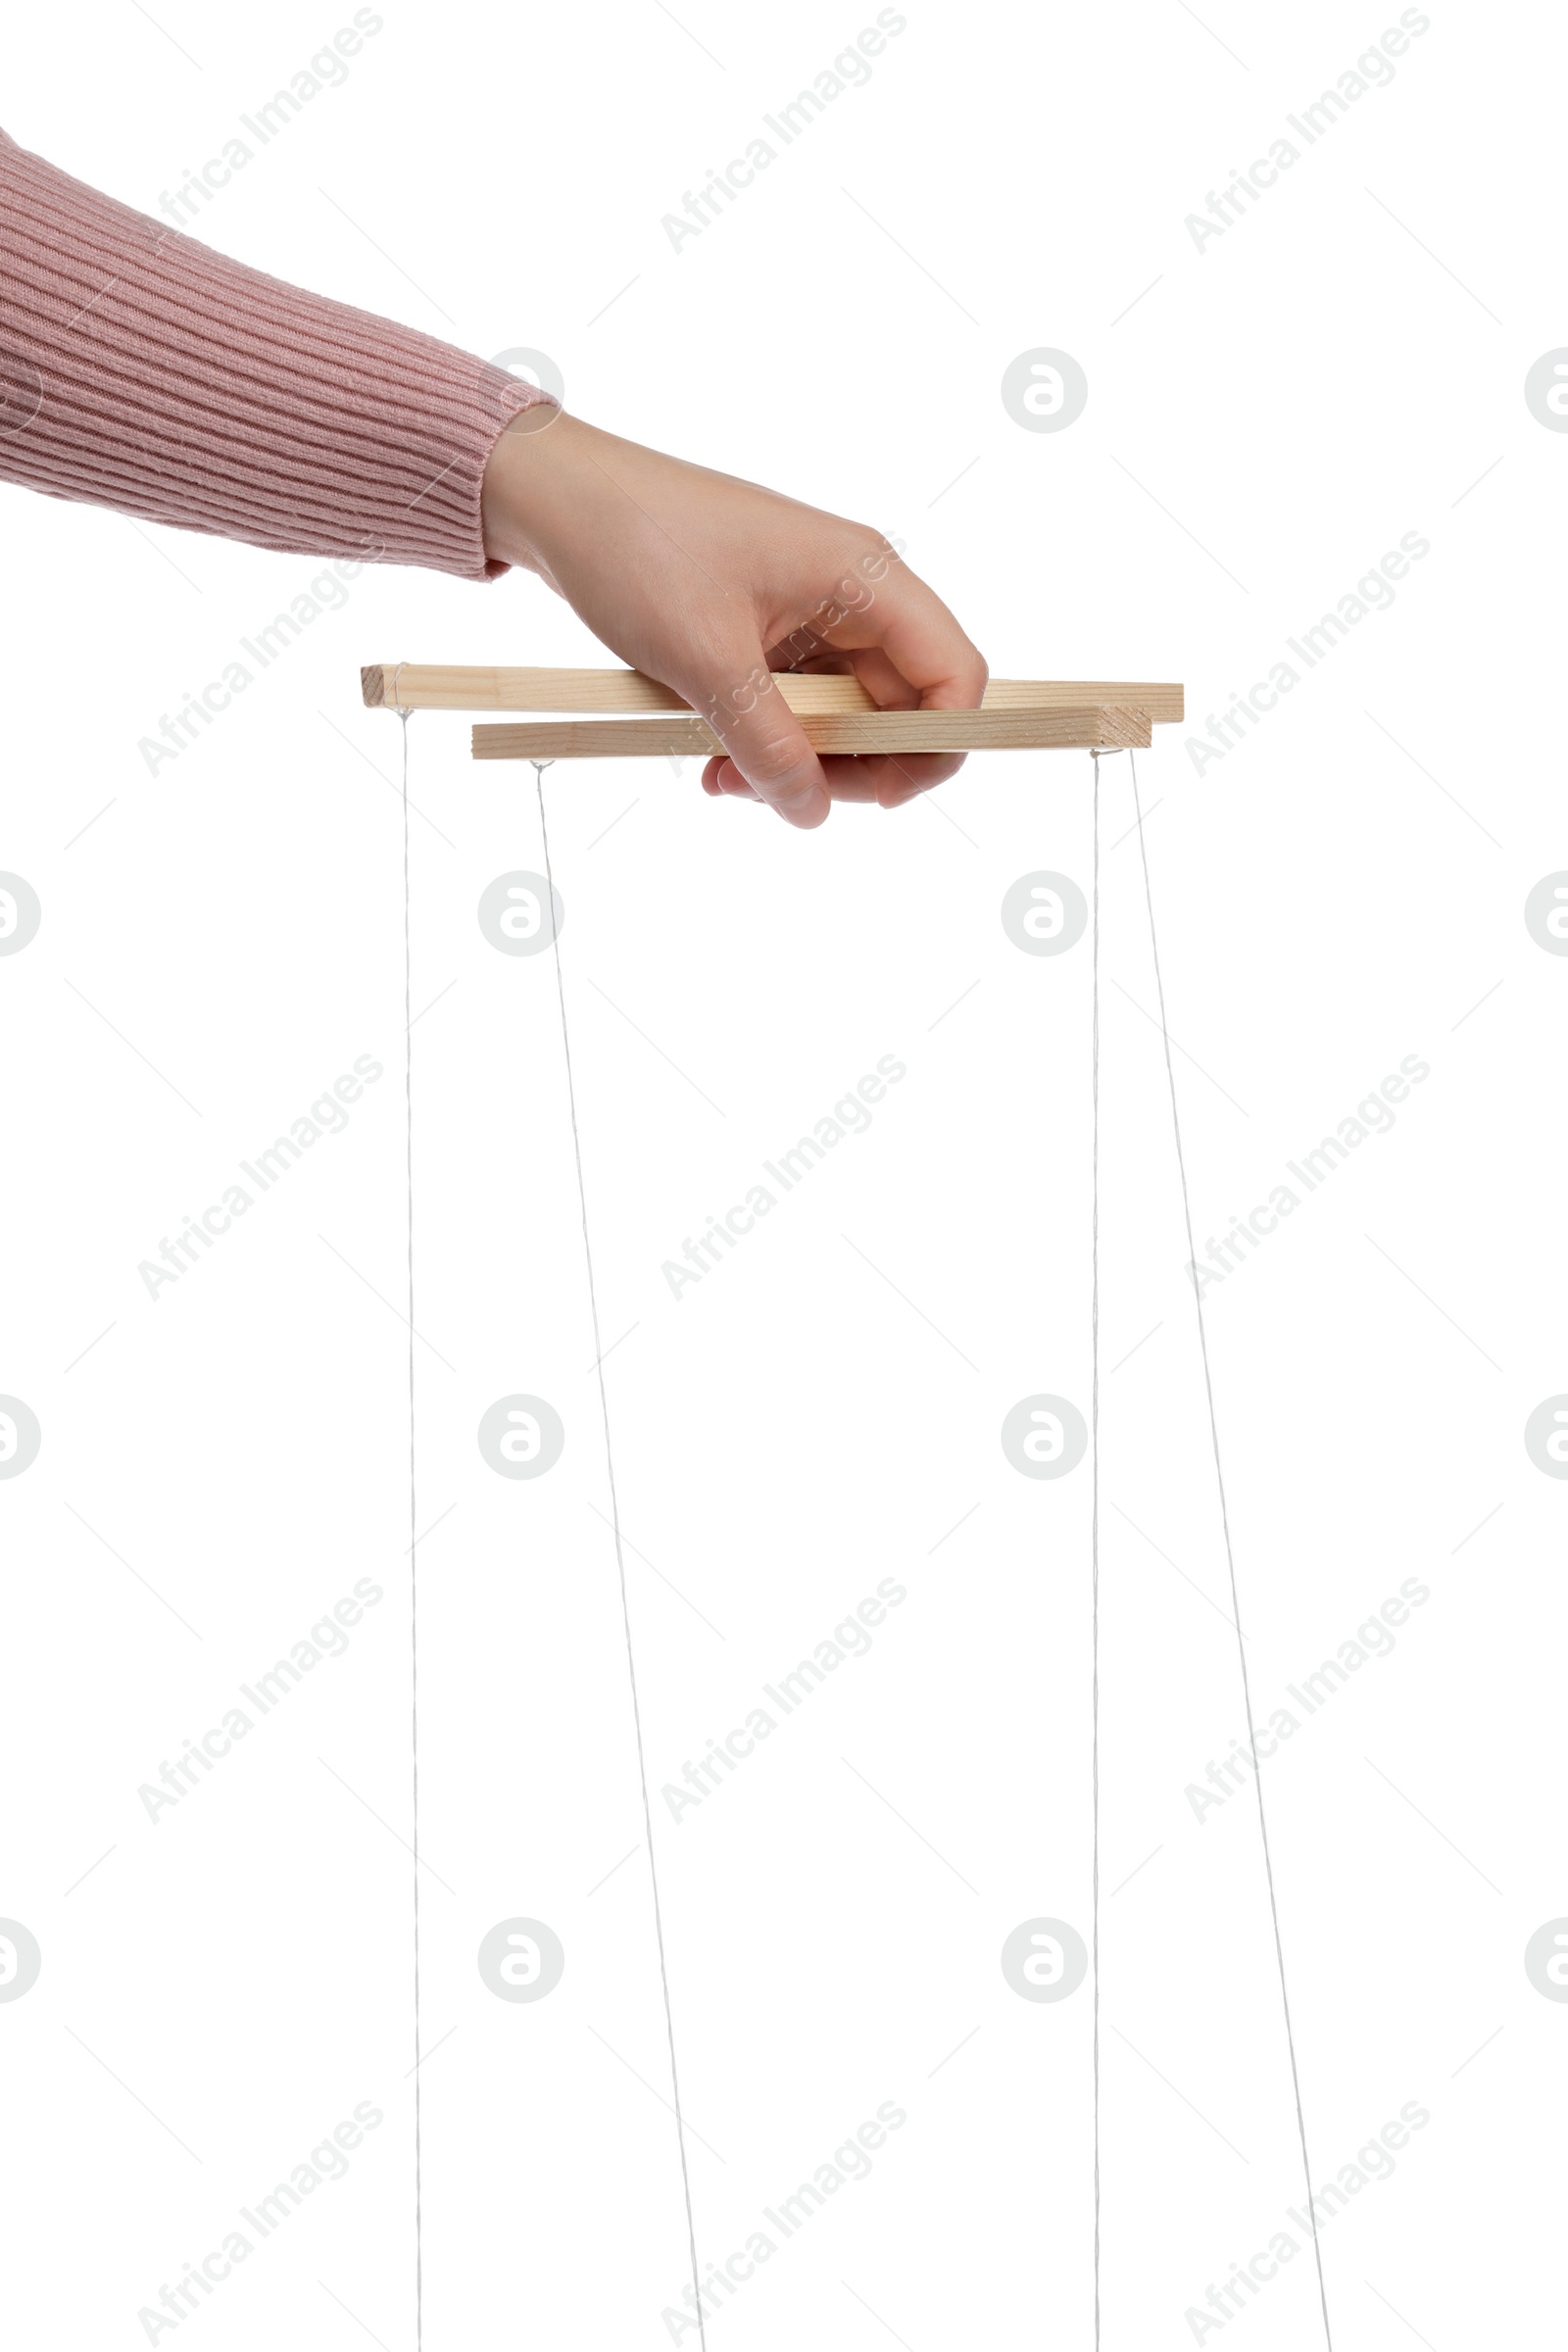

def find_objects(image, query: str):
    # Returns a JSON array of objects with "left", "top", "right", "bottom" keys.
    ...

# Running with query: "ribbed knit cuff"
[{"left": 0, "top": 125, "right": 553, "bottom": 580}]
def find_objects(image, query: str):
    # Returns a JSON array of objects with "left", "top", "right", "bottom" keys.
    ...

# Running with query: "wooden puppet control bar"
[{"left": 360, "top": 664, "right": 1184, "bottom": 760}]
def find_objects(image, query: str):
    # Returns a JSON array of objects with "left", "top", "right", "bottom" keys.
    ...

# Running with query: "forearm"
[{"left": 0, "top": 124, "right": 552, "bottom": 578}]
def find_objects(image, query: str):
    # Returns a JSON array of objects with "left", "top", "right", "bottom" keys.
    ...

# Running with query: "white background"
[{"left": 1, "top": 1, "right": 1563, "bottom": 2345}]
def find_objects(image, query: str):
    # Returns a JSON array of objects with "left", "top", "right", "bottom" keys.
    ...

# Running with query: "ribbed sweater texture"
[{"left": 0, "top": 125, "right": 552, "bottom": 579}]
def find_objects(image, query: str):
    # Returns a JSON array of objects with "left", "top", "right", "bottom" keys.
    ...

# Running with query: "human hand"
[{"left": 480, "top": 410, "right": 987, "bottom": 829}]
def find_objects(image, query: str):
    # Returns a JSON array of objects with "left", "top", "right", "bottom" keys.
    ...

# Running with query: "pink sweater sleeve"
[{"left": 0, "top": 125, "right": 553, "bottom": 580}]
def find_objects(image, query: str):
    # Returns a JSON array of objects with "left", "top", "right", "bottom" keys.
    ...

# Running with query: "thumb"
[{"left": 686, "top": 649, "right": 831, "bottom": 828}]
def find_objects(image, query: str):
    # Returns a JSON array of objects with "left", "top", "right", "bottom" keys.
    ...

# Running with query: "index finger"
[
  {"left": 801, "top": 547, "right": 989, "bottom": 710},
  {"left": 805, "top": 553, "right": 989, "bottom": 805}
]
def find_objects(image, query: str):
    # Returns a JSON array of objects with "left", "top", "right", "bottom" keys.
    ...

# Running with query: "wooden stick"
[
  {"left": 471, "top": 709, "right": 1152, "bottom": 760},
  {"left": 363, "top": 663, "right": 1183, "bottom": 723}
]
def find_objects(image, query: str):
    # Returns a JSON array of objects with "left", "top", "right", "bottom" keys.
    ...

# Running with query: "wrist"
[{"left": 481, "top": 403, "right": 589, "bottom": 575}]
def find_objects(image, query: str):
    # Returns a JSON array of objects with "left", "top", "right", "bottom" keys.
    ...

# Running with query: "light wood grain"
[
  {"left": 363, "top": 663, "right": 1183, "bottom": 723},
  {"left": 470, "top": 709, "right": 1152, "bottom": 760}
]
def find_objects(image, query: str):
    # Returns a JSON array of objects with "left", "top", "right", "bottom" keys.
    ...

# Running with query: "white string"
[
  {"left": 392, "top": 704, "right": 1324, "bottom": 2352},
  {"left": 1089, "top": 749, "right": 1103, "bottom": 2351},
  {"left": 1126, "top": 750, "right": 1334, "bottom": 2350},
  {"left": 384, "top": 705, "right": 1325, "bottom": 2352},
  {"left": 530, "top": 759, "right": 710, "bottom": 2351},
  {"left": 397, "top": 690, "right": 425, "bottom": 2352}
]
